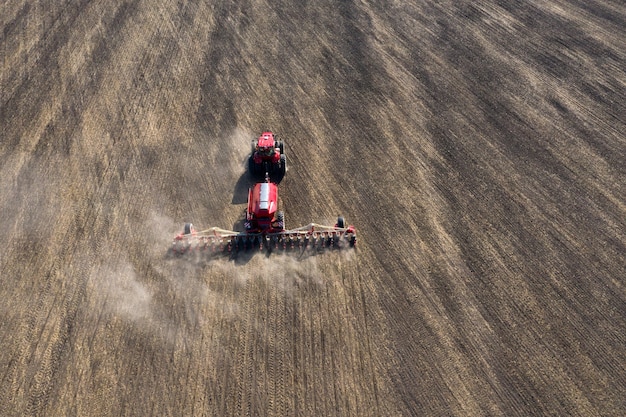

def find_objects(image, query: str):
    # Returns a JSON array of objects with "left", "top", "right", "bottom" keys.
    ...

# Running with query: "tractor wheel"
[
  {"left": 277, "top": 211, "right": 285, "bottom": 230},
  {"left": 184, "top": 223, "right": 193, "bottom": 235},
  {"left": 336, "top": 216, "right": 345, "bottom": 229},
  {"left": 248, "top": 156, "right": 259, "bottom": 177}
]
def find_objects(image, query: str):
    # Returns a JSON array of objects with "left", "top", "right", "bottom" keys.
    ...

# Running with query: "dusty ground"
[{"left": 1, "top": 0, "right": 625, "bottom": 416}]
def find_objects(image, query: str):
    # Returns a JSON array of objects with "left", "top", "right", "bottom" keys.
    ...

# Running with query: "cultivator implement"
[{"left": 170, "top": 223, "right": 356, "bottom": 256}]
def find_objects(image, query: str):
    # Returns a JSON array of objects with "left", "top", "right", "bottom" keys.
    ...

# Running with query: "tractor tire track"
[{"left": 233, "top": 279, "right": 255, "bottom": 416}]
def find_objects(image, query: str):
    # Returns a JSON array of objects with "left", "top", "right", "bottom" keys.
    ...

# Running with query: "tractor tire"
[
  {"left": 277, "top": 211, "right": 285, "bottom": 230},
  {"left": 336, "top": 216, "right": 345, "bottom": 229},
  {"left": 248, "top": 156, "right": 259, "bottom": 177},
  {"left": 184, "top": 223, "right": 193, "bottom": 235}
]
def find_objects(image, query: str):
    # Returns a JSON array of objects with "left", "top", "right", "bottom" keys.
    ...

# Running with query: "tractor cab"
[{"left": 256, "top": 132, "right": 276, "bottom": 156}]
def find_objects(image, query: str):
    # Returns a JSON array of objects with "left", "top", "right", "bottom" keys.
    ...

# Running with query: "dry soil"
[{"left": 1, "top": 1, "right": 625, "bottom": 416}]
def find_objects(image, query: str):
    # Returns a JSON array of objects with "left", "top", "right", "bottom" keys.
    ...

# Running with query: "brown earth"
[{"left": 1, "top": 1, "right": 625, "bottom": 416}]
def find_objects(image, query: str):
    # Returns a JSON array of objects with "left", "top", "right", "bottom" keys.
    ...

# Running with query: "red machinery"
[
  {"left": 172, "top": 176, "right": 356, "bottom": 254},
  {"left": 244, "top": 180, "right": 284, "bottom": 233},
  {"left": 248, "top": 131, "right": 286, "bottom": 178}
]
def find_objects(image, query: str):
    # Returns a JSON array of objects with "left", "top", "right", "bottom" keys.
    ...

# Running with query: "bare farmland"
[{"left": 1, "top": 1, "right": 625, "bottom": 415}]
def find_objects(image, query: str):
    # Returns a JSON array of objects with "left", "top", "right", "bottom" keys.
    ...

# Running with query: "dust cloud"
[
  {"left": 89, "top": 259, "right": 153, "bottom": 324},
  {"left": 208, "top": 252, "right": 325, "bottom": 293}
]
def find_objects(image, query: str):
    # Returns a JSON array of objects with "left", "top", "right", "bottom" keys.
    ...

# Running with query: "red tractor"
[
  {"left": 171, "top": 133, "right": 355, "bottom": 255},
  {"left": 248, "top": 131, "right": 286, "bottom": 178}
]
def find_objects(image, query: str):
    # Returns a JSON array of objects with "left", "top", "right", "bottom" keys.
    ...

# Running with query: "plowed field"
[{"left": 1, "top": 1, "right": 625, "bottom": 416}]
